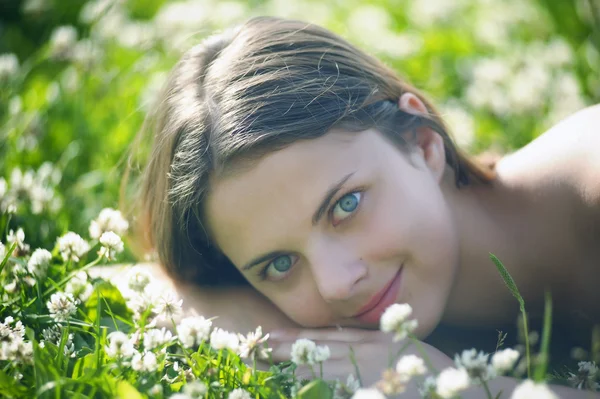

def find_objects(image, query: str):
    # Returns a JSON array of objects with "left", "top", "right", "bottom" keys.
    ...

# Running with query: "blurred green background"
[{"left": 0, "top": 0, "right": 598, "bottom": 256}]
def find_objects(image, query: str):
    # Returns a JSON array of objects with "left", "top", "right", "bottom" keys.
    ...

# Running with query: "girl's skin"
[{"left": 191, "top": 92, "right": 600, "bottom": 394}]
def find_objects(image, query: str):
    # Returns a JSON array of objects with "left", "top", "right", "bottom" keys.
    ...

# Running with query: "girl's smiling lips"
[{"left": 352, "top": 265, "right": 404, "bottom": 324}]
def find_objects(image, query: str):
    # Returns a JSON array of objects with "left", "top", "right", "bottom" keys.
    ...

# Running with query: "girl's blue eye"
[
  {"left": 259, "top": 191, "right": 362, "bottom": 281},
  {"left": 331, "top": 192, "right": 362, "bottom": 224},
  {"left": 260, "top": 255, "right": 295, "bottom": 281}
]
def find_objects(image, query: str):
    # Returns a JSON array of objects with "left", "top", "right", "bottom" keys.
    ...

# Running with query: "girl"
[{"left": 126, "top": 16, "right": 600, "bottom": 397}]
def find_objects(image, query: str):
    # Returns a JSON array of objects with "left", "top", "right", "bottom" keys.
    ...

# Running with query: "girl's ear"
[{"left": 398, "top": 92, "right": 447, "bottom": 184}]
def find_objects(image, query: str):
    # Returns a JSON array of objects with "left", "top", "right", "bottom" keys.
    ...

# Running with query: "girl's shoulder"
[{"left": 496, "top": 104, "right": 600, "bottom": 213}]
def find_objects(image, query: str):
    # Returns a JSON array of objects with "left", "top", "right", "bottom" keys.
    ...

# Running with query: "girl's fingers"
[
  {"left": 269, "top": 339, "right": 364, "bottom": 363},
  {"left": 270, "top": 327, "right": 379, "bottom": 344}
]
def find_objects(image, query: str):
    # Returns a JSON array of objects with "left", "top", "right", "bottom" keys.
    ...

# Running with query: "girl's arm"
[
  {"left": 172, "top": 269, "right": 300, "bottom": 333},
  {"left": 462, "top": 376, "right": 600, "bottom": 399},
  {"left": 91, "top": 262, "right": 300, "bottom": 334}
]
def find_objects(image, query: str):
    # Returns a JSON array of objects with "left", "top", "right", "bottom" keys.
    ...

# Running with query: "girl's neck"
[{"left": 439, "top": 164, "right": 570, "bottom": 329}]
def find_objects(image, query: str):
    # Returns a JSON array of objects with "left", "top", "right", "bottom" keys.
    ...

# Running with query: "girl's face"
[{"left": 205, "top": 122, "right": 460, "bottom": 337}]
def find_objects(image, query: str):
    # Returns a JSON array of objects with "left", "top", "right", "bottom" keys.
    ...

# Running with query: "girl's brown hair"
[{"left": 123, "top": 16, "right": 495, "bottom": 287}]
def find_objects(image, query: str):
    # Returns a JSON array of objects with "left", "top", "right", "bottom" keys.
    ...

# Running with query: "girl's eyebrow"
[{"left": 241, "top": 171, "right": 356, "bottom": 272}]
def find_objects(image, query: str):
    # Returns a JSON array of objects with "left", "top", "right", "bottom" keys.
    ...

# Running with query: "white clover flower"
[
  {"left": 454, "top": 348, "right": 496, "bottom": 384},
  {"left": 7, "top": 228, "right": 29, "bottom": 253},
  {"left": 290, "top": 338, "right": 317, "bottom": 366},
  {"left": 182, "top": 380, "right": 208, "bottom": 397},
  {"left": 0, "top": 177, "right": 6, "bottom": 197},
  {"left": 131, "top": 350, "right": 158, "bottom": 372},
  {"left": 98, "top": 231, "right": 124, "bottom": 261},
  {"left": 380, "top": 303, "right": 418, "bottom": 342},
  {"left": 510, "top": 379, "right": 559, "bottom": 399},
  {"left": 63, "top": 333, "right": 76, "bottom": 358},
  {"left": 0, "top": 53, "right": 19, "bottom": 81},
  {"left": 177, "top": 316, "right": 212, "bottom": 348},
  {"left": 418, "top": 375, "right": 437, "bottom": 398},
  {"left": 491, "top": 348, "right": 520, "bottom": 374},
  {"left": 149, "top": 384, "right": 163, "bottom": 395},
  {"left": 375, "top": 369, "right": 407, "bottom": 396},
  {"left": 65, "top": 270, "right": 94, "bottom": 302},
  {"left": 334, "top": 374, "right": 361, "bottom": 399},
  {"left": 105, "top": 331, "right": 134, "bottom": 359},
  {"left": 126, "top": 266, "right": 152, "bottom": 292},
  {"left": 49, "top": 26, "right": 77, "bottom": 57},
  {"left": 227, "top": 388, "right": 251, "bottom": 399},
  {"left": 4, "top": 280, "right": 17, "bottom": 293},
  {"left": 41, "top": 324, "right": 62, "bottom": 344},
  {"left": 3, "top": 340, "right": 34, "bottom": 364},
  {"left": 436, "top": 367, "right": 470, "bottom": 398},
  {"left": 56, "top": 232, "right": 90, "bottom": 262},
  {"left": 0, "top": 318, "right": 30, "bottom": 363},
  {"left": 125, "top": 289, "right": 157, "bottom": 320},
  {"left": 89, "top": 208, "right": 129, "bottom": 239},
  {"left": 143, "top": 327, "right": 173, "bottom": 350},
  {"left": 396, "top": 354, "right": 427, "bottom": 380},
  {"left": 313, "top": 344, "right": 331, "bottom": 363},
  {"left": 154, "top": 290, "right": 183, "bottom": 320},
  {"left": 351, "top": 387, "right": 386, "bottom": 399},
  {"left": 210, "top": 328, "right": 239, "bottom": 352},
  {"left": 237, "top": 326, "right": 271, "bottom": 360},
  {"left": 27, "top": 248, "right": 52, "bottom": 277},
  {"left": 567, "top": 361, "right": 600, "bottom": 391},
  {"left": 47, "top": 292, "right": 78, "bottom": 322}
]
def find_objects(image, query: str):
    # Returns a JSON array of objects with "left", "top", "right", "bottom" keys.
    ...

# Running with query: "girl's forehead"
[{"left": 203, "top": 129, "right": 384, "bottom": 265}]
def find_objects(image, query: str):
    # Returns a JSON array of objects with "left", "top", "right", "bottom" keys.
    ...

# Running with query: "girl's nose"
[{"left": 308, "top": 242, "right": 367, "bottom": 303}]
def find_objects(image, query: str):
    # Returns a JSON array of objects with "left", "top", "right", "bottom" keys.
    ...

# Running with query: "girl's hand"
[{"left": 266, "top": 327, "right": 454, "bottom": 390}]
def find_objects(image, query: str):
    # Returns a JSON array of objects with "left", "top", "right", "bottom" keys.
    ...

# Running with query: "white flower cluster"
[
  {"left": 142, "top": 327, "right": 173, "bottom": 351},
  {"left": 105, "top": 331, "right": 135, "bottom": 359},
  {"left": 49, "top": 26, "right": 78, "bottom": 59},
  {"left": 227, "top": 388, "right": 252, "bottom": 399},
  {"left": 131, "top": 351, "right": 158, "bottom": 373},
  {"left": 415, "top": 347, "right": 521, "bottom": 399},
  {"left": 170, "top": 380, "right": 208, "bottom": 399},
  {"left": 98, "top": 231, "right": 124, "bottom": 261},
  {"left": 465, "top": 40, "right": 586, "bottom": 125},
  {"left": 2, "top": 230, "right": 38, "bottom": 294},
  {"left": 56, "top": 232, "right": 90, "bottom": 262},
  {"left": 65, "top": 271, "right": 94, "bottom": 303},
  {"left": 454, "top": 348, "right": 497, "bottom": 385},
  {"left": 0, "top": 53, "right": 19, "bottom": 82},
  {"left": 374, "top": 355, "right": 427, "bottom": 396},
  {"left": 176, "top": 316, "right": 212, "bottom": 349},
  {"left": 435, "top": 367, "right": 471, "bottom": 398},
  {"left": 88, "top": 207, "right": 129, "bottom": 240},
  {"left": 511, "top": 379, "right": 559, "bottom": 399},
  {"left": 379, "top": 303, "right": 418, "bottom": 342},
  {"left": 6, "top": 228, "right": 29, "bottom": 254},
  {"left": 290, "top": 338, "right": 331, "bottom": 366},
  {"left": 237, "top": 326, "right": 271, "bottom": 361},
  {"left": 567, "top": 361, "right": 599, "bottom": 391},
  {"left": 333, "top": 374, "right": 361, "bottom": 399},
  {"left": 210, "top": 328, "right": 240, "bottom": 352},
  {"left": 27, "top": 248, "right": 52, "bottom": 278},
  {"left": 0, "top": 317, "right": 33, "bottom": 364},
  {"left": 1, "top": 165, "right": 61, "bottom": 215},
  {"left": 351, "top": 387, "right": 386, "bottom": 399},
  {"left": 491, "top": 348, "right": 520, "bottom": 374},
  {"left": 46, "top": 291, "right": 79, "bottom": 322}
]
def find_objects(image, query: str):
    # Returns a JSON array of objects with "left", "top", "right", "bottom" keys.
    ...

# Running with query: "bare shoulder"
[{"left": 496, "top": 104, "right": 600, "bottom": 208}]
